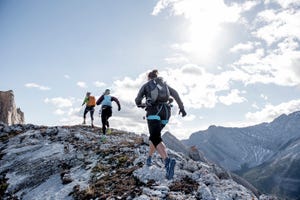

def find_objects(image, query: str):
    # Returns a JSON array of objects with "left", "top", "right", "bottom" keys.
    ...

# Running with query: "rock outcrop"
[
  {"left": 162, "top": 131, "right": 208, "bottom": 163},
  {"left": 0, "top": 124, "right": 277, "bottom": 200},
  {"left": 162, "top": 131, "right": 189, "bottom": 156},
  {"left": 0, "top": 90, "right": 24, "bottom": 125}
]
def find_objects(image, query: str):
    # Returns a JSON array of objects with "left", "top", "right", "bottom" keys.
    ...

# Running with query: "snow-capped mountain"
[
  {"left": 183, "top": 110, "right": 300, "bottom": 199},
  {"left": 0, "top": 123, "right": 276, "bottom": 200}
]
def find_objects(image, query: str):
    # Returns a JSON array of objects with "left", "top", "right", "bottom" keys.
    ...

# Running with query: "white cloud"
[
  {"left": 67, "top": 107, "right": 82, "bottom": 116},
  {"left": 64, "top": 74, "right": 70, "bottom": 79},
  {"left": 25, "top": 83, "right": 51, "bottom": 91},
  {"left": 245, "top": 99, "right": 300, "bottom": 124},
  {"left": 44, "top": 97, "right": 73, "bottom": 108},
  {"left": 230, "top": 42, "right": 258, "bottom": 53},
  {"left": 94, "top": 81, "right": 106, "bottom": 88},
  {"left": 232, "top": 37, "right": 300, "bottom": 86},
  {"left": 152, "top": 0, "right": 244, "bottom": 64},
  {"left": 151, "top": 0, "right": 169, "bottom": 16},
  {"left": 153, "top": 0, "right": 241, "bottom": 23},
  {"left": 109, "top": 116, "right": 148, "bottom": 134},
  {"left": 291, "top": 57, "right": 300, "bottom": 79},
  {"left": 111, "top": 65, "right": 247, "bottom": 110},
  {"left": 277, "top": 37, "right": 299, "bottom": 52},
  {"left": 234, "top": 48, "right": 265, "bottom": 66},
  {"left": 162, "top": 66, "right": 219, "bottom": 109},
  {"left": 152, "top": 0, "right": 300, "bottom": 88},
  {"left": 77, "top": 81, "right": 87, "bottom": 88},
  {"left": 165, "top": 54, "right": 190, "bottom": 64},
  {"left": 113, "top": 74, "right": 147, "bottom": 104},
  {"left": 216, "top": 99, "right": 300, "bottom": 128},
  {"left": 260, "top": 94, "right": 268, "bottom": 100},
  {"left": 182, "top": 114, "right": 196, "bottom": 121},
  {"left": 239, "top": 0, "right": 260, "bottom": 11},
  {"left": 180, "top": 65, "right": 205, "bottom": 75},
  {"left": 274, "top": 0, "right": 300, "bottom": 9},
  {"left": 251, "top": 102, "right": 260, "bottom": 109},
  {"left": 54, "top": 109, "right": 65, "bottom": 115},
  {"left": 253, "top": 8, "right": 300, "bottom": 45},
  {"left": 218, "top": 89, "right": 247, "bottom": 106}
]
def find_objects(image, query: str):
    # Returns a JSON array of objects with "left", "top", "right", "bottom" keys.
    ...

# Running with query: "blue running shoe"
[
  {"left": 165, "top": 157, "right": 170, "bottom": 171},
  {"left": 146, "top": 156, "right": 152, "bottom": 166},
  {"left": 166, "top": 158, "right": 176, "bottom": 180}
]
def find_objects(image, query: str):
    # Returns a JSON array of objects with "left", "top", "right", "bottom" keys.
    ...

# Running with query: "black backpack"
[{"left": 148, "top": 77, "right": 170, "bottom": 103}]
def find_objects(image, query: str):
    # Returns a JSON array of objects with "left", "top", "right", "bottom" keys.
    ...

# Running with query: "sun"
[
  {"left": 175, "top": 0, "right": 240, "bottom": 64},
  {"left": 186, "top": 18, "right": 220, "bottom": 62}
]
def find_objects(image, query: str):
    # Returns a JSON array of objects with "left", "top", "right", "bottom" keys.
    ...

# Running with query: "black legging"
[
  {"left": 146, "top": 104, "right": 171, "bottom": 147},
  {"left": 101, "top": 106, "right": 112, "bottom": 134},
  {"left": 83, "top": 106, "right": 95, "bottom": 121}
]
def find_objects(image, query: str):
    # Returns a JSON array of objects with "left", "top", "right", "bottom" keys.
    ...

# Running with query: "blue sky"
[{"left": 1, "top": 0, "right": 300, "bottom": 139}]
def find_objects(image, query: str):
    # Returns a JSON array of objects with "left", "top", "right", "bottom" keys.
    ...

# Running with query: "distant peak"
[
  {"left": 208, "top": 125, "right": 217, "bottom": 129},
  {"left": 289, "top": 110, "right": 300, "bottom": 117},
  {"left": 272, "top": 110, "right": 300, "bottom": 124}
]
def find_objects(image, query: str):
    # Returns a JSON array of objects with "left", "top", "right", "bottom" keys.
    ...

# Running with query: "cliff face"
[{"left": 0, "top": 90, "right": 24, "bottom": 125}]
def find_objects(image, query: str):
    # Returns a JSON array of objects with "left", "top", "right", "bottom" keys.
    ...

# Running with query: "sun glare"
[
  {"left": 177, "top": 0, "right": 240, "bottom": 64},
  {"left": 187, "top": 19, "right": 219, "bottom": 61}
]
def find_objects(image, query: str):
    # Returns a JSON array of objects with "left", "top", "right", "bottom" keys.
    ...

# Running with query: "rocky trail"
[{"left": 0, "top": 123, "right": 277, "bottom": 200}]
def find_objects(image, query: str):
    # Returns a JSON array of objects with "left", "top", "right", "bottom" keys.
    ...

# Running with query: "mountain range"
[{"left": 183, "top": 111, "right": 300, "bottom": 200}]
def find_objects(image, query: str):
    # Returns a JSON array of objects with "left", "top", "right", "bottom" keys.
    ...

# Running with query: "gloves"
[
  {"left": 146, "top": 98, "right": 152, "bottom": 107},
  {"left": 137, "top": 104, "right": 146, "bottom": 108},
  {"left": 179, "top": 108, "right": 187, "bottom": 117}
]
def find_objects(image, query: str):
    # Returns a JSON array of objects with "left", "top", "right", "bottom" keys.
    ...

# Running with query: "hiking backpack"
[
  {"left": 148, "top": 78, "right": 170, "bottom": 104},
  {"left": 87, "top": 96, "right": 96, "bottom": 106}
]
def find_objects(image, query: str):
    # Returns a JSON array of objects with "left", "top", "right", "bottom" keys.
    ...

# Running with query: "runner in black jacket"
[
  {"left": 96, "top": 89, "right": 121, "bottom": 134},
  {"left": 135, "top": 69, "right": 186, "bottom": 179}
]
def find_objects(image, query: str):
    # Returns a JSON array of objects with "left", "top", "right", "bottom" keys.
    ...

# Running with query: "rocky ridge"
[
  {"left": 0, "top": 123, "right": 277, "bottom": 200},
  {"left": 0, "top": 90, "right": 24, "bottom": 125}
]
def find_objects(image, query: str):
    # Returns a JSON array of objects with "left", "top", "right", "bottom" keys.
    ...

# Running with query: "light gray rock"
[
  {"left": 0, "top": 90, "right": 24, "bottom": 125},
  {"left": 0, "top": 124, "right": 277, "bottom": 200}
]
